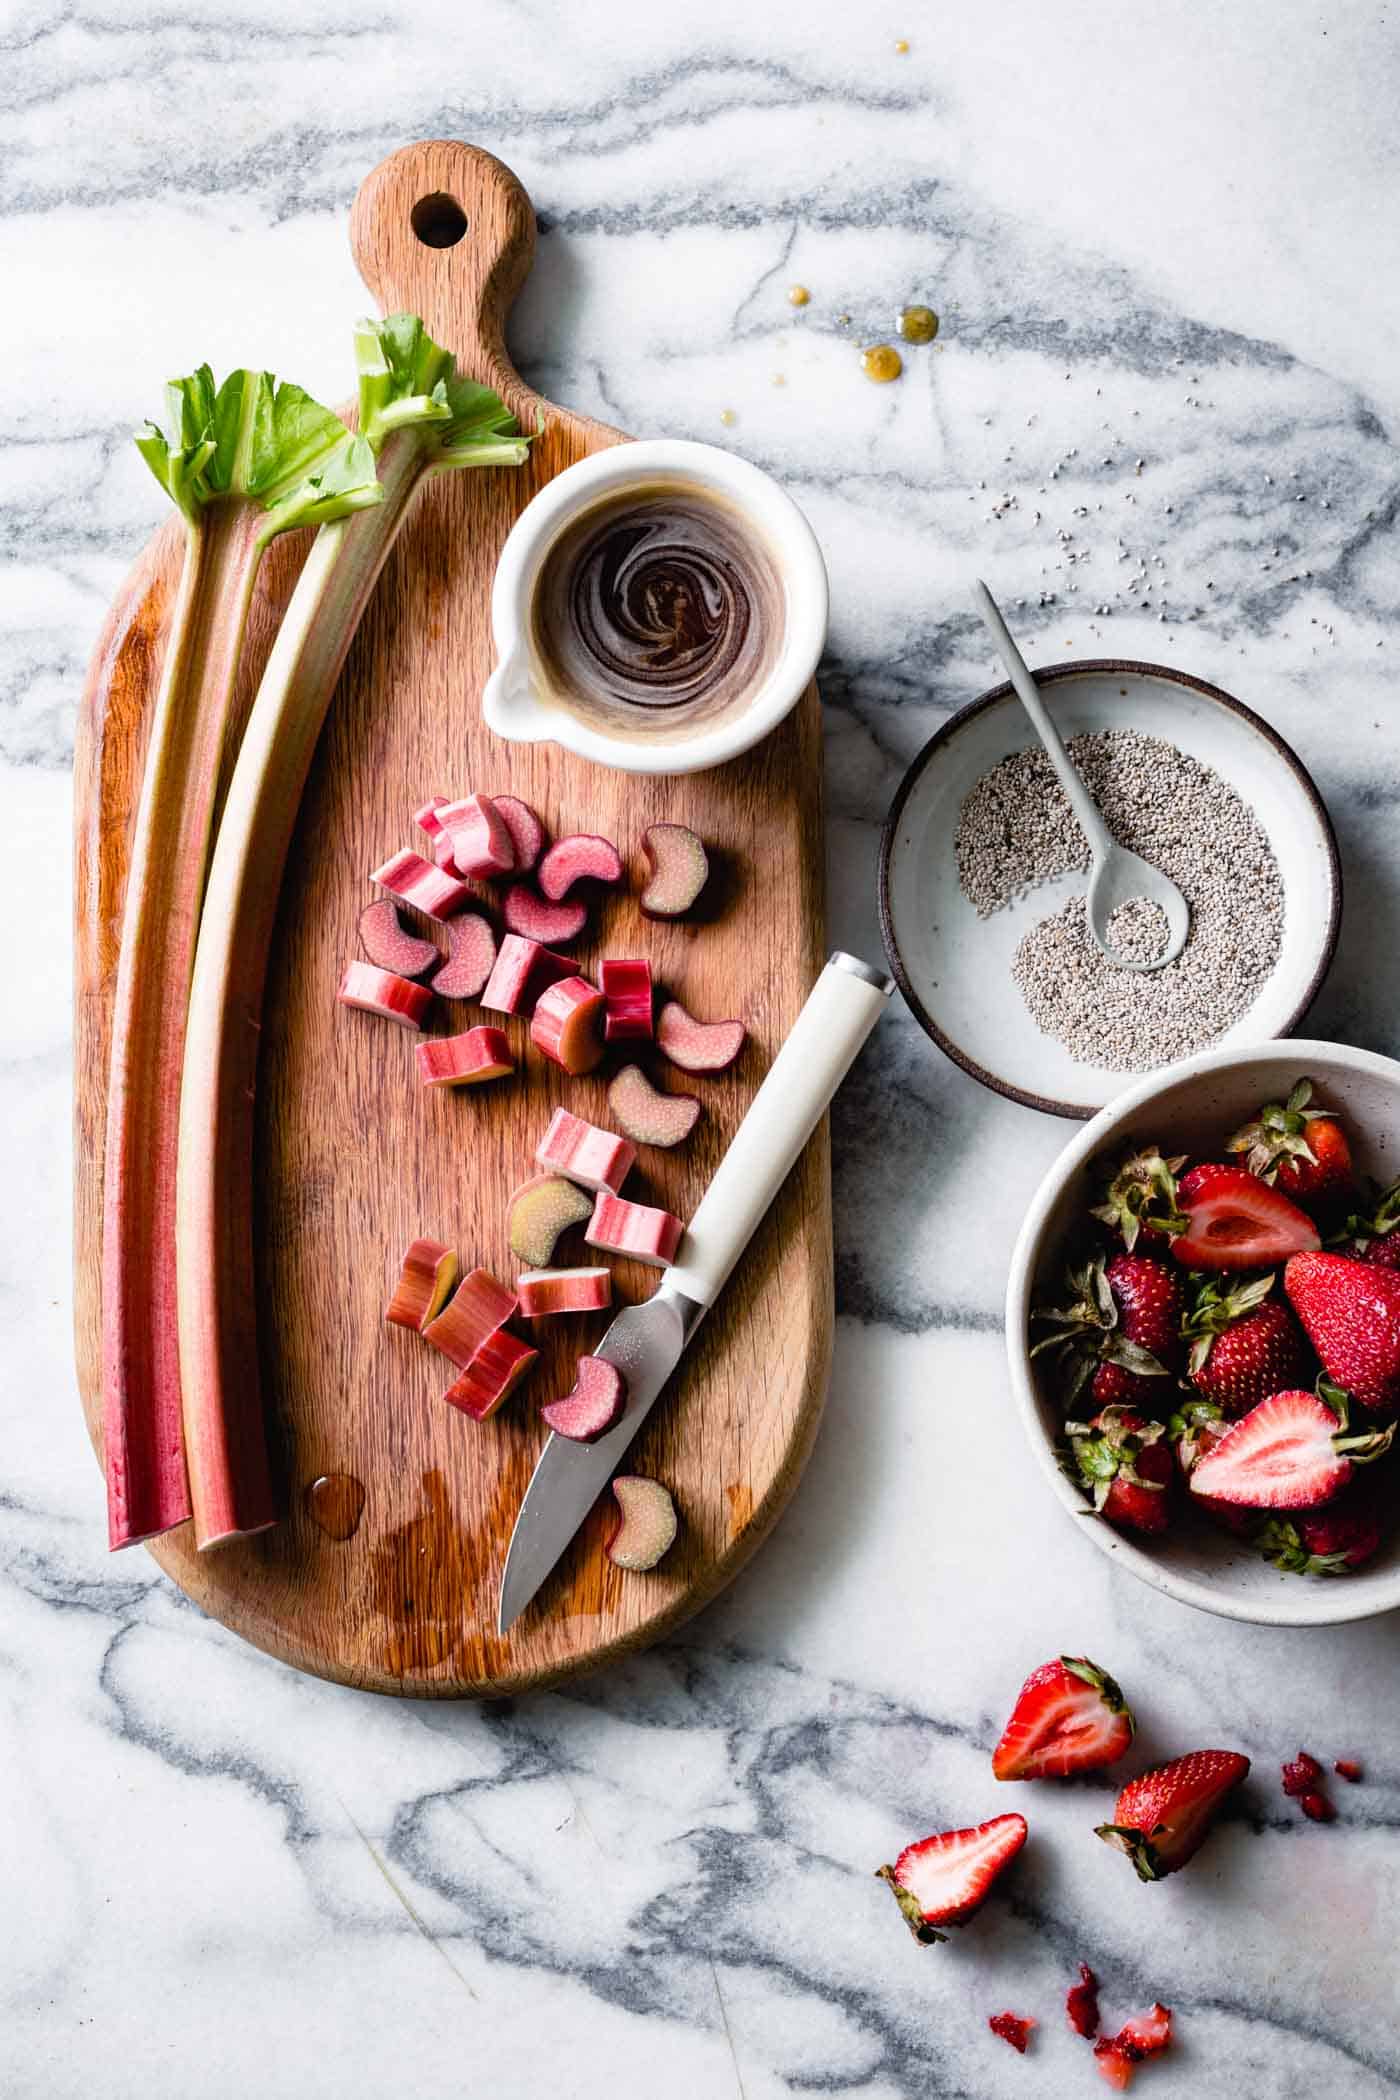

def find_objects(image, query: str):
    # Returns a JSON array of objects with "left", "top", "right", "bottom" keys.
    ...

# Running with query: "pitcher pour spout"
[{"left": 482, "top": 651, "right": 555, "bottom": 743}]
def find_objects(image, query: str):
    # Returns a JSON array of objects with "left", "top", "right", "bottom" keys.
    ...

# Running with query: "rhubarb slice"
[
  {"left": 607, "top": 1064, "right": 702, "bottom": 1148},
  {"left": 385, "top": 1237, "right": 459, "bottom": 1331},
  {"left": 531, "top": 975, "right": 606, "bottom": 1075},
  {"left": 657, "top": 999, "right": 745, "bottom": 1073},
  {"left": 493, "top": 794, "right": 546, "bottom": 874},
  {"left": 515, "top": 1267, "right": 613, "bottom": 1318},
  {"left": 541, "top": 1356, "right": 627, "bottom": 1442},
  {"left": 415, "top": 1026, "right": 514, "bottom": 1088},
  {"left": 423, "top": 1267, "right": 519, "bottom": 1367},
  {"left": 439, "top": 793, "right": 515, "bottom": 878},
  {"left": 479, "top": 934, "right": 576, "bottom": 1016},
  {"left": 535, "top": 1106, "right": 636, "bottom": 1193},
  {"left": 600, "top": 958, "right": 654, "bottom": 1043},
  {"left": 173, "top": 319, "right": 529, "bottom": 1549},
  {"left": 586, "top": 1191, "right": 685, "bottom": 1268},
  {"left": 432, "top": 830, "right": 462, "bottom": 873},
  {"left": 442, "top": 1327, "right": 539, "bottom": 1420},
  {"left": 358, "top": 899, "right": 440, "bottom": 979},
  {"left": 372, "top": 847, "right": 473, "bottom": 923},
  {"left": 607, "top": 1476, "right": 678, "bottom": 1570},
  {"left": 102, "top": 362, "right": 384, "bottom": 1552},
  {"left": 503, "top": 884, "right": 588, "bottom": 947},
  {"left": 641, "top": 823, "right": 710, "bottom": 918},
  {"left": 337, "top": 961, "right": 433, "bottom": 1030},
  {"left": 430, "top": 913, "right": 497, "bottom": 1000},
  {"left": 413, "top": 795, "right": 449, "bottom": 841},
  {"left": 509, "top": 1175, "right": 595, "bottom": 1267},
  {"left": 538, "top": 832, "right": 624, "bottom": 902}
]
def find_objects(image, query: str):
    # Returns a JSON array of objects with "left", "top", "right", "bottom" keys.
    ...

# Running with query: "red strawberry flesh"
[
  {"left": 1335, "top": 1758, "right": 1364, "bottom": 1782},
  {"left": 1187, "top": 1388, "right": 1391, "bottom": 1511},
  {"left": 876, "top": 1813, "right": 1027, "bottom": 1944},
  {"left": 992, "top": 1656, "right": 1135, "bottom": 1780},
  {"left": 1300, "top": 1790, "right": 1336, "bottom": 1822},
  {"left": 1172, "top": 1163, "right": 1320, "bottom": 1272},
  {"left": 1281, "top": 1751, "right": 1323, "bottom": 1796},
  {"left": 989, "top": 2012, "right": 1036, "bottom": 2054},
  {"left": 1067, "top": 1962, "right": 1100, "bottom": 2039}
]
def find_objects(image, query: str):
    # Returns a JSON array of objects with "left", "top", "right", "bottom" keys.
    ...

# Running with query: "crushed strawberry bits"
[{"left": 1032, "top": 1079, "right": 1400, "bottom": 1579}]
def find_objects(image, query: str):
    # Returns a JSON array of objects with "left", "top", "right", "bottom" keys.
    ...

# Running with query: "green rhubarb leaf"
[
  {"left": 260, "top": 432, "right": 384, "bottom": 534},
  {"left": 353, "top": 313, "right": 531, "bottom": 468}
]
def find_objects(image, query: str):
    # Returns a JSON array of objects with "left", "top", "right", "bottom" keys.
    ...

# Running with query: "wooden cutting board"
[{"left": 72, "top": 140, "right": 830, "bottom": 1696}]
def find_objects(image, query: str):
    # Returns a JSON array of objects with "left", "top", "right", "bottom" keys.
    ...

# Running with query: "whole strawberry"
[
  {"left": 1255, "top": 1479, "right": 1388, "bottom": 1575},
  {"left": 1033, "top": 1254, "right": 1183, "bottom": 1414},
  {"left": 1065, "top": 1406, "right": 1175, "bottom": 1534},
  {"left": 1333, "top": 1176, "right": 1400, "bottom": 1272},
  {"left": 1227, "top": 1078, "right": 1354, "bottom": 1213},
  {"left": 1182, "top": 1273, "right": 1310, "bottom": 1416},
  {"left": 1286, "top": 1251, "right": 1400, "bottom": 1414},
  {"left": 1090, "top": 1144, "right": 1188, "bottom": 1254},
  {"left": 1096, "top": 1748, "right": 1250, "bottom": 1880}
]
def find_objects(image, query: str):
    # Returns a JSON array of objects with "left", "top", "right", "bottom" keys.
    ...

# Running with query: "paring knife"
[{"left": 497, "top": 951, "right": 895, "bottom": 1635}]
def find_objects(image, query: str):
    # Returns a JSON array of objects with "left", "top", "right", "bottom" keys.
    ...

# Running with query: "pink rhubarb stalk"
[
  {"left": 515, "top": 1267, "right": 613, "bottom": 1318},
  {"left": 102, "top": 364, "right": 383, "bottom": 1550},
  {"left": 358, "top": 899, "right": 440, "bottom": 978},
  {"left": 640, "top": 823, "right": 710, "bottom": 917},
  {"left": 439, "top": 793, "right": 515, "bottom": 877},
  {"left": 385, "top": 1237, "right": 459, "bottom": 1331},
  {"left": 530, "top": 975, "right": 606, "bottom": 1074},
  {"left": 508, "top": 1175, "right": 595, "bottom": 1267},
  {"left": 607, "top": 1477, "right": 678, "bottom": 1569},
  {"left": 337, "top": 961, "right": 433, "bottom": 1029},
  {"left": 480, "top": 934, "right": 575, "bottom": 1016},
  {"left": 607, "top": 1063, "right": 701, "bottom": 1148},
  {"left": 443, "top": 1327, "right": 538, "bottom": 1420},
  {"left": 537, "top": 832, "right": 623, "bottom": 901},
  {"left": 422, "top": 1267, "right": 519, "bottom": 1367},
  {"left": 415, "top": 1026, "right": 514, "bottom": 1088},
  {"left": 657, "top": 998, "right": 746, "bottom": 1073},
  {"left": 586, "top": 1192, "right": 685, "bottom": 1268},
  {"left": 430, "top": 912, "right": 497, "bottom": 1000},
  {"left": 174, "top": 319, "right": 529, "bottom": 1546},
  {"left": 372, "top": 847, "right": 473, "bottom": 922},
  {"left": 541, "top": 1356, "right": 626, "bottom": 1442},
  {"left": 600, "top": 958, "right": 654, "bottom": 1043},
  {"left": 503, "top": 883, "right": 588, "bottom": 946},
  {"left": 492, "top": 795, "right": 545, "bottom": 873},
  {"left": 534, "top": 1106, "right": 636, "bottom": 1193}
]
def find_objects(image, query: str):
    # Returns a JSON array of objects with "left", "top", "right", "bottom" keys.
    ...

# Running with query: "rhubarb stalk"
[
  {"left": 175, "top": 316, "right": 529, "bottom": 1547},
  {"left": 102, "top": 366, "right": 383, "bottom": 1550}
]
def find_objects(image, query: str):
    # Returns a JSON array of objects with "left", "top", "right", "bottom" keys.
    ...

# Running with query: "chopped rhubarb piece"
[
  {"left": 586, "top": 1191, "right": 684, "bottom": 1268},
  {"left": 641, "top": 822, "right": 710, "bottom": 917},
  {"left": 988, "top": 2013, "right": 1036, "bottom": 2055},
  {"left": 531, "top": 975, "right": 606, "bottom": 1075},
  {"left": 1335, "top": 1758, "right": 1364, "bottom": 1783},
  {"left": 442, "top": 1327, "right": 538, "bottom": 1420},
  {"left": 607, "top": 1064, "right": 701, "bottom": 1148},
  {"left": 508, "top": 1175, "right": 595, "bottom": 1267},
  {"left": 493, "top": 794, "right": 546, "bottom": 874},
  {"left": 535, "top": 1106, "right": 636, "bottom": 1194},
  {"left": 413, "top": 795, "right": 449, "bottom": 840},
  {"left": 657, "top": 998, "right": 745, "bottom": 1073},
  {"left": 541, "top": 1355, "right": 627, "bottom": 1442},
  {"left": 415, "top": 1026, "right": 514, "bottom": 1088},
  {"left": 503, "top": 883, "right": 588, "bottom": 946},
  {"left": 372, "top": 847, "right": 473, "bottom": 923},
  {"left": 480, "top": 934, "right": 576, "bottom": 1016},
  {"left": 516, "top": 1267, "right": 613, "bottom": 1318},
  {"left": 357, "top": 899, "right": 440, "bottom": 979},
  {"left": 422, "top": 1267, "right": 519, "bottom": 1368},
  {"left": 385, "top": 1237, "right": 460, "bottom": 1331},
  {"left": 337, "top": 960, "right": 432, "bottom": 1030},
  {"left": 431, "top": 912, "right": 497, "bottom": 999},
  {"left": 538, "top": 831, "right": 624, "bottom": 901},
  {"left": 432, "top": 829, "right": 462, "bottom": 872},
  {"left": 601, "top": 958, "right": 654, "bottom": 1042},
  {"left": 607, "top": 1476, "right": 678, "bottom": 1569},
  {"left": 438, "top": 793, "right": 516, "bottom": 878},
  {"left": 1281, "top": 1750, "right": 1323, "bottom": 1797},
  {"left": 1067, "top": 1963, "right": 1100, "bottom": 2039}
]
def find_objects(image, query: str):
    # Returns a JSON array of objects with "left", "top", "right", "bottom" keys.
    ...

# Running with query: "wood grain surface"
[{"left": 72, "top": 140, "right": 831, "bottom": 1696}]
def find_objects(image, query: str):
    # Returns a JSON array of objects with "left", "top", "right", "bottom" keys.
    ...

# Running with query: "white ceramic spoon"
[{"left": 972, "top": 580, "right": 1190, "bottom": 971}]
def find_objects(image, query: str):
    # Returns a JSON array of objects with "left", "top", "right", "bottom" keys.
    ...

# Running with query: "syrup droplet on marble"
[
  {"left": 305, "top": 1473, "right": 366, "bottom": 1540},
  {"left": 898, "top": 304, "right": 939, "bottom": 344},
  {"left": 861, "top": 344, "right": 904, "bottom": 384},
  {"left": 787, "top": 284, "right": 810, "bottom": 307}
]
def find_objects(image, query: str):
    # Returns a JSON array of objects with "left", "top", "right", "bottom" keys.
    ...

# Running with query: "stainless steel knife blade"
[{"left": 496, "top": 1283, "right": 705, "bottom": 1634}]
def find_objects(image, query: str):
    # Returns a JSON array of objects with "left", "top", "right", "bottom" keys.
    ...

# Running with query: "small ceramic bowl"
[
  {"left": 1007, "top": 1039, "right": 1400, "bottom": 1626},
  {"left": 879, "top": 661, "right": 1341, "bottom": 1116},
  {"left": 483, "top": 438, "right": 828, "bottom": 776}
]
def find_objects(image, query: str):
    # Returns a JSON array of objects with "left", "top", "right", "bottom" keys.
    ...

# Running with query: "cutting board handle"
[{"left": 349, "top": 140, "right": 536, "bottom": 388}]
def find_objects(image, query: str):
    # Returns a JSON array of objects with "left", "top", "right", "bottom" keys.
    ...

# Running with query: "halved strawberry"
[
  {"left": 876, "top": 1813, "right": 1027, "bottom": 1944},
  {"left": 1168, "top": 1399, "right": 1257, "bottom": 1535},
  {"left": 1228, "top": 1079, "right": 1354, "bottom": 1210},
  {"left": 1285, "top": 1251, "right": 1400, "bottom": 1414},
  {"left": 1091, "top": 1144, "right": 1188, "bottom": 1253},
  {"left": 1096, "top": 1749, "right": 1250, "bottom": 1880},
  {"left": 1171, "top": 1163, "right": 1320, "bottom": 1272},
  {"left": 992, "top": 1656, "right": 1135, "bottom": 1780},
  {"left": 1188, "top": 1385, "right": 1393, "bottom": 1511},
  {"left": 1065, "top": 1407, "right": 1176, "bottom": 1534},
  {"left": 1033, "top": 1255, "right": 1181, "bottom": 1413},
  {"left": 1183, "top": 1274, "right": 1310, "bottom": 1416}
]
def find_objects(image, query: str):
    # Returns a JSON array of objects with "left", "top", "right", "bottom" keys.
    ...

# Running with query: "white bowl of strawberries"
[{"left": 1008, "top": 1041, "right": 1400, "bottom": 1625}]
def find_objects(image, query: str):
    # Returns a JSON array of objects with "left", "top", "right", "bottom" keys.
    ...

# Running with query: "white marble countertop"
[{"left": 6, "top": 3, "right": 1400, "bottom": 2094}]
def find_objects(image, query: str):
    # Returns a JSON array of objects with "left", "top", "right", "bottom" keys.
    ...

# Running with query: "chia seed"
[{"left": 955, "top": 728, "right": 1285, "bottom": 1071}]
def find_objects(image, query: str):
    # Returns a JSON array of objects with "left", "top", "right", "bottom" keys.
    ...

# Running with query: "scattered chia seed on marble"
[{"left": 956, "top": 729, "right": 1285, "bottom": 1070}]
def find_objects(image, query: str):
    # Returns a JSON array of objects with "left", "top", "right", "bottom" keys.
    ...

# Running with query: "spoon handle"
[{"left": 971, "top": 580, "right": 1114, "bottom": 861}]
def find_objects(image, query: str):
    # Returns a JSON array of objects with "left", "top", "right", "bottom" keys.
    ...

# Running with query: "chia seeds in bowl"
[{"left": 956, "top": 728, "right": 1285, "bottom": 1071}]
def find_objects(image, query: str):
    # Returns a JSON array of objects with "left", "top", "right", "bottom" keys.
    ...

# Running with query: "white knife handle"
[{"left": 665, "top": 952, "right": 894, "bottom": 1310}]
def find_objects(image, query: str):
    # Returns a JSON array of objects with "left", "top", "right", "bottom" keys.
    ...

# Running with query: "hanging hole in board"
[{"left": 411, "top": 193, "right": 468, "bottom": 248}]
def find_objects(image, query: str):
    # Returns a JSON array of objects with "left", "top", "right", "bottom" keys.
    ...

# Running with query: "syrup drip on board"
[{"left": 305, "top": 1472, "right": 366, "bottom": 1540}]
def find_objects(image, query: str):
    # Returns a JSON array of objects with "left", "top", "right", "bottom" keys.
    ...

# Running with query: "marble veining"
[{"left": 4, "top": 2, "right": 1400, "bottom": 2094}]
